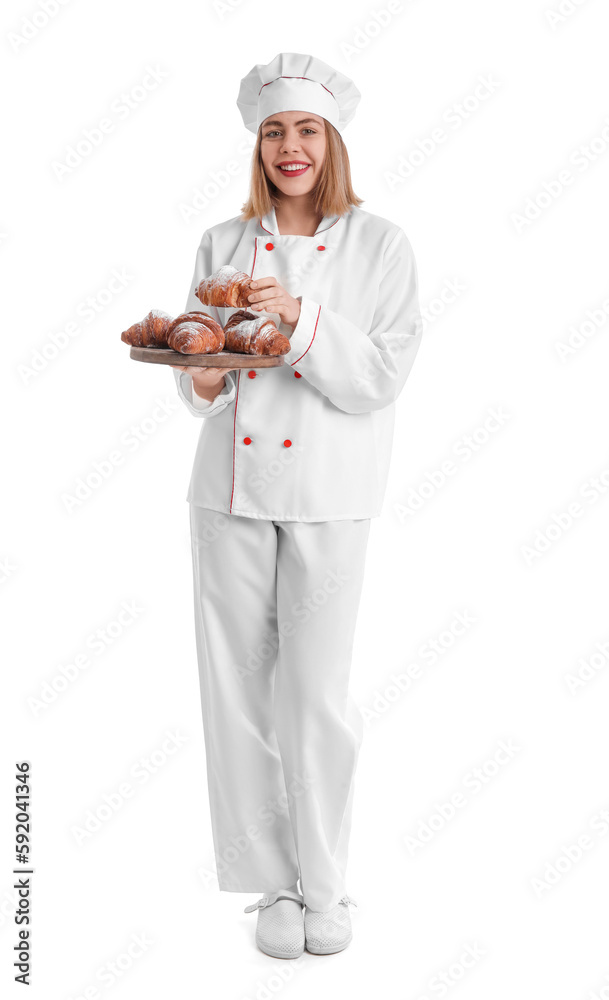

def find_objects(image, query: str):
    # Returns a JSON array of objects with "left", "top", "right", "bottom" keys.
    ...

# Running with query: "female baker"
[{"left": 170, "top": 52, "right": 423, "bottom": 959}]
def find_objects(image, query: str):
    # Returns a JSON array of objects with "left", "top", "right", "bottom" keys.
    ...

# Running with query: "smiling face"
[{"left": 259, "top": 111, "right": 327, "bottom": 197}]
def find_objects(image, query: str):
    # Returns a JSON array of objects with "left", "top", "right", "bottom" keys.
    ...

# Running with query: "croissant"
[
  {"left": 223, "top": 310, "right": 290, "bottom": 356},
  {"left": 195, "top": 265, "right": 253, "bottom": 309},
  {"left": 172, "top": 311, "right": 219, "bottom": 327},
  {"left": 121, "top": 309, "right": 173, "bottom": 347},
  {"left": 167, "top": 312, "right": 225, "bottom": 354}
]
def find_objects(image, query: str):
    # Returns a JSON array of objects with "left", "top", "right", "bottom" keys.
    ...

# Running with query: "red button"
[
  {"left": 294, "top": 371, "right": 302, "bottom": 378},
  {"left": 283, "top": 439, "right": 292, "bottom": 448},
  {"left": 243, "top": 437, "right": 252, "bottom": 445},
  {"left": 248, "top": 370, "right": 257, "bottom": 378},
  {"left": 316, "top": 245, "right": 325, "bottom": 251},
  {"left": 265, "top": 242, "right": 274, "bottom": 250}
]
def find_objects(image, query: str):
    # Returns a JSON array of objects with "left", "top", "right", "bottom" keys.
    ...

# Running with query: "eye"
[{"left": 264, "top": 127, "right": 317, "bottom": 137}]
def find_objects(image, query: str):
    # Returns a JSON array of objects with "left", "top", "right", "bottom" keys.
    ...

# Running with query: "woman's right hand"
[
  {"left": 170, "top": 364, "right": 233, "bottom": 377},
  {"left": 170, "top": 364, "right": 236, "bottom": 402}
]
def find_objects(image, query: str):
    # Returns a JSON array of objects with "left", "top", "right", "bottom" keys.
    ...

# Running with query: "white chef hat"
[{"left": 237, "top": 52, "right": 361, "bottom": 135}]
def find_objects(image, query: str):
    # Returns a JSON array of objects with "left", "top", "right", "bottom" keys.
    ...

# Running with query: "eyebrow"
[{"left": 262, "top": 117, "right": 324, "bottom": 128}]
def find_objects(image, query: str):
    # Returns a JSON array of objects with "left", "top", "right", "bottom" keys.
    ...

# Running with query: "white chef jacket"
[{"left": 173, "top": 204, "right": 422, "bottom": 521}]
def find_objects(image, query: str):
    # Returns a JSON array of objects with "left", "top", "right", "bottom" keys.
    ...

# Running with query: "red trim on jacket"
[
  {"left": 289, "top": 304, "right": 321, "bottom": 366},
  {"left": 229, "top": 239, "right": 259, "bottom": 512},
  {"left": 250, "top": 238, "right": 260, "bottom": 269},
  {"left": 229, "top": 371, "right": 241, "bottom": 513}
]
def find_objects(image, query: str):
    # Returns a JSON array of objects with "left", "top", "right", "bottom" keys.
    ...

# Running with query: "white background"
[{"left": 3, "top": 0, "right": 609, "bottom": 996}]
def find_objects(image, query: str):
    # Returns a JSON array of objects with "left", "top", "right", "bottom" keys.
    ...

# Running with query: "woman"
[{"left": 171, "top": 52, "right": 423, "bottom": 959}]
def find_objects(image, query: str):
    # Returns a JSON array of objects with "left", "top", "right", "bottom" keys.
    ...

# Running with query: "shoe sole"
[
  {"left": 305, "top": 935, "right": 352, "bottom": 955},
  {"left": 256, "top": 939, "right": 305, "bottom": 959}
]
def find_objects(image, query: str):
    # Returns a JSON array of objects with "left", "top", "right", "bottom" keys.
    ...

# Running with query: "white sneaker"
[
  {"left": 244, "top": 890, "right": 305, "bottom": 959},
  {"left": 304, "top": 895, "right": 357, "bottom": 955}
]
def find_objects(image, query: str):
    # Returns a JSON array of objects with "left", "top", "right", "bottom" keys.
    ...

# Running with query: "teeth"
[{"left": 279, "top": 164, "right": 309, "bottom": 171}]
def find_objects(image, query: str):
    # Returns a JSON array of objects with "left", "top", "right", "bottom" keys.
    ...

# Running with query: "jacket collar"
[{"left": 259, "top": 205, "right": 343, "bottom": 240}]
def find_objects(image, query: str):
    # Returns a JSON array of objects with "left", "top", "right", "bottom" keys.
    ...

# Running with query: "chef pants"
[{"left": 188, "top": 503, "right": 371, "bottom": 912}]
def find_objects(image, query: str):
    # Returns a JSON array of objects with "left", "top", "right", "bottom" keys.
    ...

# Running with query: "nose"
[{"left": 280, "top": 130, "right": 302, "bottom": 153}]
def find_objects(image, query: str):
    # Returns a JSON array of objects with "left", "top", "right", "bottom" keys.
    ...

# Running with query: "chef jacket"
[{"left": 173, "top": 204, "right": 422, "bottom": 521}]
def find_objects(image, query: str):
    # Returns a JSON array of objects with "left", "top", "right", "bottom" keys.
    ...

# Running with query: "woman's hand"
[
  {"left": 170, "top": 365, "right": 236, "bottom": 402},
  {"left": 247, "top": 277, "right": 301, "bottom": 330}
]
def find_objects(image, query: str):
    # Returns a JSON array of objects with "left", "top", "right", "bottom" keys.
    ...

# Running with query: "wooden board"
[{"left": 129, "top": 346, "right": 285, "bottom": 369}]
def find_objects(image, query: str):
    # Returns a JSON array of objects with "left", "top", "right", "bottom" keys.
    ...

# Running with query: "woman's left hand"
[{"left": 247, "top": 277, "right": 301, "bottom": 331}]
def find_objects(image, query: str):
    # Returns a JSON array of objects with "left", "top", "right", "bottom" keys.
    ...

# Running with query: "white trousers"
[{"left": 188, "top": 504, "right": 371, "bottom": 912}]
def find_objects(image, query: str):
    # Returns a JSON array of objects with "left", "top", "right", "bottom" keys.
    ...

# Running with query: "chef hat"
[{"left": 237, "top": 52, "right": 361, "bottom": 135}]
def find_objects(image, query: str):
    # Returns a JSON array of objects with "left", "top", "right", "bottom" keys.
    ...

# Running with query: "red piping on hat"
[{"left": 258, "top": 76, "right": 335, "bottom": 97}]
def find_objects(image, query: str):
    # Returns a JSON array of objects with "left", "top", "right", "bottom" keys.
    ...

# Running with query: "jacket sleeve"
[
  {"left": 283, "top": 227, "right": 423, "bottom": 414},
  {"left": 173, "top": 228, "right": 238, "bottom": 418}
]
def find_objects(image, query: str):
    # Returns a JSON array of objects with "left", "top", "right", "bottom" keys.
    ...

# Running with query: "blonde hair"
[{"left": 240, "top": 119, "right": 364, "bottom": 222}]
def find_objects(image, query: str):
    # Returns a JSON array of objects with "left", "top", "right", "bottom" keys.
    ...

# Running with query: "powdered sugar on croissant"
[
  {"left": 223, "top": 309, "right": 290, "bottom": 356},
  {"left": 121, "top": 309, "right": 174, "bottom": 348},
  {"left": 195, "top": 265, "right": 253, "bottom": 309},
  {"left": 167, "top": 312, "right": 225, "bottom": 354}
]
